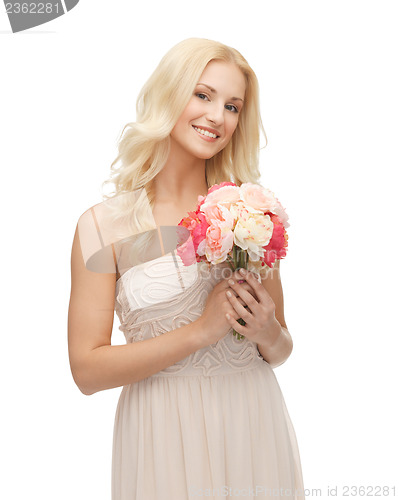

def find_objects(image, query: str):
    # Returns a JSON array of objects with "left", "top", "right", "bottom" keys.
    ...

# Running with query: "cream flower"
[{"left": 233, "top": 203, "right": 274, "bottom": 261}]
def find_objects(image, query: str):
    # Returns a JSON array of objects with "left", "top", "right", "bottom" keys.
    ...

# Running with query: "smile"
[{"left": 192, "top": 125, "right": 219, "bottom": 141}]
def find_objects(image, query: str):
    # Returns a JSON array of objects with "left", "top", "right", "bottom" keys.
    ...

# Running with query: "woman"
[{"left": 68, "top": 37, "right": 305, "bottom": 499}]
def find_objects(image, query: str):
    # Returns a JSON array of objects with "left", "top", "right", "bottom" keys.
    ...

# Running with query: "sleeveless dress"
[{"left": 111, "top": 252, "right": 306, "bottom": 500}]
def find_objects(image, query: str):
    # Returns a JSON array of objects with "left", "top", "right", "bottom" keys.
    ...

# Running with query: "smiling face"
[{"left": 170, "top": 60, "right": 246, "bottom": 160}]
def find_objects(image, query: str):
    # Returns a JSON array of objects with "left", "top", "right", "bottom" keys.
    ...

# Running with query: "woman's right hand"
[{"left": 197, "top": 268, "right": 259, "bottom": 346}]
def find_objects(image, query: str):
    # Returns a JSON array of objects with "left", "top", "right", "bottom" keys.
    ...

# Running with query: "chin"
[{"left": 194, "top": 151, "right": 218, "bottom": 160}]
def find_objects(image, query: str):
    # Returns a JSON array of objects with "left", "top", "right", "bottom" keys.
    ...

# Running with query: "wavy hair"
[{"left": 100, "top": 37, "right": 268, "bottom": 269}]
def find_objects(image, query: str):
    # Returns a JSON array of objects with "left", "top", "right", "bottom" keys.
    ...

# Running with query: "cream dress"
[{"left": 111, "top": 253, "right": 305, "bottom": 500}]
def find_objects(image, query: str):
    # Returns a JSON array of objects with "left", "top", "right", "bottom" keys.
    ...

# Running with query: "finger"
[
  {"left": 225, "top": 311, "right": 249, "bottom": 336},
  {"left": 226, "top": 290, "right": 247, "bottom": 307},
  {"left": 235, "top": 269, "right": 248, "bottom": 283},
  {"left": 227, "top": 276, "right": 261, "bottom": 313},
  {"left": 236, "top": 297, "right": 248, "bottom": 307},
  {"left": 229, "top": 283, "right": 257, "bottom": 302},
  {"left": 227, "top": 269, "right": 256, "bottom": 288},
  {"left": 236, "top": 268, "right": 272, "bottom": 305},
  {"left": 225, "top": 287, "right": 254, "bottom": 320},
  {"left": 224, "top": 268, "right": 249, "bottom": 286},
  {"left": 223, "top": 270, "right": 257, "bottom": 302},
  {"left": 240, "top": 282, "right": 258, "bottom": 299}
]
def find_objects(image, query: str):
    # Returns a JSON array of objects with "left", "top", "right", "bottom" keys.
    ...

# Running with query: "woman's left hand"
[{"left": 225, "top": 268, "right": 279, "bottom": 345}]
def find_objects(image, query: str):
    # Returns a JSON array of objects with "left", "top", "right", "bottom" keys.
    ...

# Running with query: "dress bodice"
[{"left": 114, "top": 253, "right": 266, "bottom": 377}]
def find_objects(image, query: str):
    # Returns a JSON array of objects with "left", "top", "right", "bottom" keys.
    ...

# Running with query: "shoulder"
[{"left": 74, "top": 200, "right": 120, "bottom": 277}]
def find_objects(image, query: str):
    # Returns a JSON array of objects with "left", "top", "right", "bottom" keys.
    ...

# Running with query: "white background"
[{"left": 1, "top": 1, "right": 398, "bottom": 498}]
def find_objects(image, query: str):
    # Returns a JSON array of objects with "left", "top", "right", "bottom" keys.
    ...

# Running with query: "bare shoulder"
[
  {"left": 70, "top": 216, "right": 117, "bottom": 303},
  {"left": 70, "top": 202, "right": 118, "bottom": 310}
]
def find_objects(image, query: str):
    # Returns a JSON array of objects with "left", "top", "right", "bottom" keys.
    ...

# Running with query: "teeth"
[{"left": 193, "top": 126, "right": 218, "bottom": 139}]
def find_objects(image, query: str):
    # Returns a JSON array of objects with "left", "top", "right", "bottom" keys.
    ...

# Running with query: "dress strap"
[
  {"left": 157, "top": 224, "right": 185, "bottom": 292},
  {"left": 171, "top": 250, "right": 185, "bottom": 292},
  {"left": 90, "top": 206, "right": 121, "bottom": 282},
  {"left": 111, "top": 243, "right": 121, "bottom": 282}
]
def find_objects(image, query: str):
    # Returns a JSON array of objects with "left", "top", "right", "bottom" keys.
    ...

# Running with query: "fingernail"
[
  {"left": 228, "top": 279, "right": 235, "bottom": 285},
  {"left": 239, "top": 268, "right": 246, "bottom": 274}
]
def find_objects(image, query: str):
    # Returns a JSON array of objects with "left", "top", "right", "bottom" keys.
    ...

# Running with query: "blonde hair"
[{"left": 101, "top": 37, "right": 268, "bottom": 267}]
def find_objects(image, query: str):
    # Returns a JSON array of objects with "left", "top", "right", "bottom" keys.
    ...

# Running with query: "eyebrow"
[{"left": 197, "top": 83, "right": 244, "bottom": 103}]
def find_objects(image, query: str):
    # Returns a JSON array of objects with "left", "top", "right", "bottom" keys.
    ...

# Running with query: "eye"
[
  {"left": 226, "top": 104, "right": 239, "bottom": 113},
  {"left": 195, "top": 92, "right": 239, "bottom": 113}
]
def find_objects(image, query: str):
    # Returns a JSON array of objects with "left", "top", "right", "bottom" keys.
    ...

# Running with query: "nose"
[{"left": 205, "top": 101, "right": 225, "bottom": 126}]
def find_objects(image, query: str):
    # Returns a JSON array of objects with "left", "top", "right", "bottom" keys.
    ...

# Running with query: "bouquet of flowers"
[{"left": 176, "top": 182, "right": 289, "bottom": 340}]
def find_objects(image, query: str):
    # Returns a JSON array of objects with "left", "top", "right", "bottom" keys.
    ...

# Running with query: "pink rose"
[
  {"left": 198, "top": 204, "right": 235, "bottom": 265},
  {"left": 207, "top": 181, "right": 236, "bottom": 195},
  {"left": 240, "top": 183, "right": 290, "bottom": 228},
  {"left": 273, "top": 198, "right": 290, "bottom": 228},
  {"left": 177, "top": 209, "right": 210, "bottom": 264},
  {"left": 201, "top": 184, "right": 240, "bottom": 210},
  {"left": 240, "top": 183, "right": 278, "bottom": 212}
]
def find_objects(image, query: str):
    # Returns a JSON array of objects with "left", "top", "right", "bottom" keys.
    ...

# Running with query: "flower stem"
[
  {"left": 231, "top": 245, "right": 246, "bottom": 341},
  {"left": 225, "top": 255, "right": 235, "bottom": 272}
]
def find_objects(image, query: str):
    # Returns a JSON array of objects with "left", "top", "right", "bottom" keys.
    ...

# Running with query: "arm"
[
  {"left": 256, "top": 259, "right": 294, "bottom": 368},
  {"left": 68, "top": 223, "right": 207, "bottom": 396},
  {"left": 257, "top": 321, "right": 293, "bottom": 369}
]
